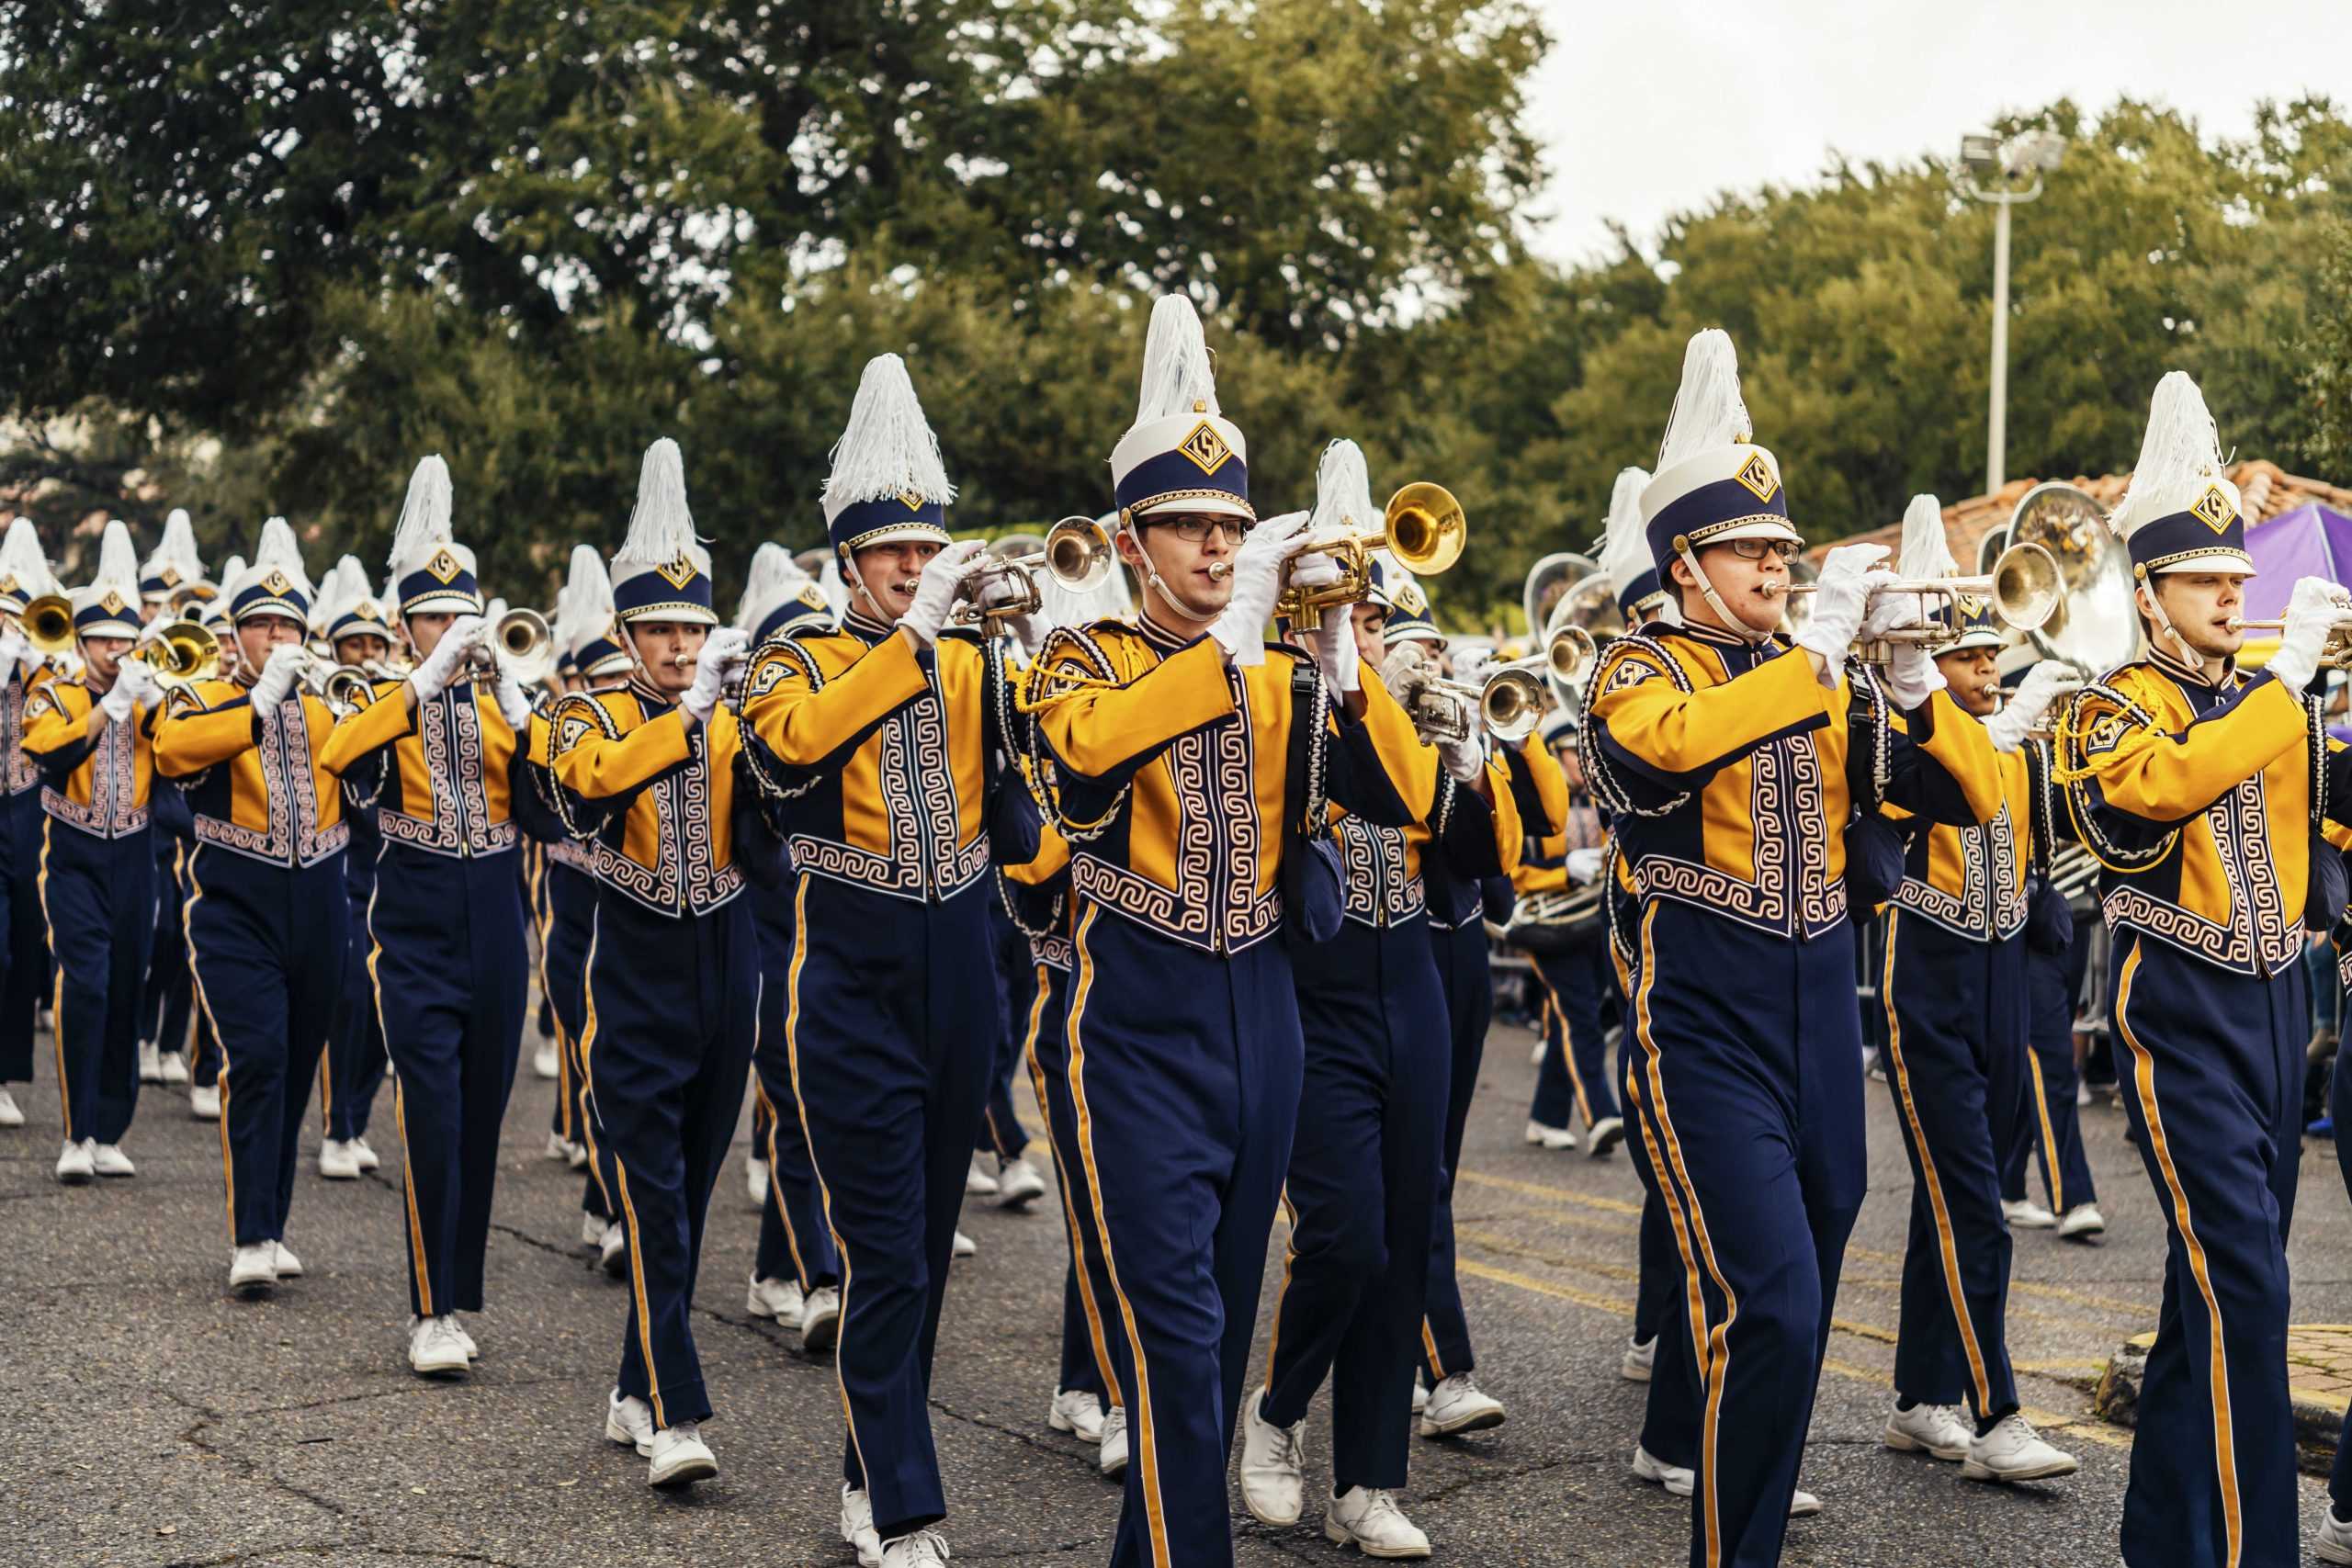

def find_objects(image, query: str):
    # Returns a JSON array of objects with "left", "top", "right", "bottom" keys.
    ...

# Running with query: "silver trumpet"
[
  {"left": 952, "top": 517, "right": 1115, "bottom": 633},
  {"left": 1759, "top": 541, "right": 2062, "bottom": 662}
]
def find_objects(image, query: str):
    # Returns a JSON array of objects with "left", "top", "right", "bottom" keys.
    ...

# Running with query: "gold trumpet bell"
[
  {"left": 137, "top": 619, "right": 220, "bottom": 683},
  {"left": 1478, "top": 665, "right": 1547, "bottom": 744},
  {"left": 20, "top": 593, "right": 75, "bottom": 657},
  {"left": 1384, "top": 482, "right": 1466, "bottom": 577},
  {"left": 1987, "top": 540, "right": 2062, "bottom": 633}
]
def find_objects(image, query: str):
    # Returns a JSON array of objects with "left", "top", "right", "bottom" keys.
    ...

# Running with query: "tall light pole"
[{"left": 1960, "top": 130, "right": 2065, "bottom": 495}]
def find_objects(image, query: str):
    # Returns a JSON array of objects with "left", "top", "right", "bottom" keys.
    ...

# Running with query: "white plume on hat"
[
  {"left": 1129, "top": 294, "right": 1222, "bottom": 434},
  {"left": 616, "top": 438, "right": 711, "bottom": 576},
  {"left": 1655, "top": 330, "right": 1752, "bottom": 473},
  {"left": 560, "top": 543, "right": 618, "bottom": 659},
  {"left": 143, "top": 507, "right": 207, "bottom": 588},
  {"left": 817, "top": 555, "right": 851, "bottom": 620},
  {"left": 221, "top": 517, "right": 312, "bottom": 606},
  {"left": 1895, "top": 495, "right": 1958, "bottom": 581},
  {"left": 75, "top": 519, "right": 142, "bottom": 612},
  {"left": 1596, "top": 466, "right": 1654, "bottom": 599},
  {"left": 2110, "top": 371, "right": 2238, "bottom": 537},
  {"left": 732, "top": 541, "right": 811, "bottom": 633},
  {"left": 387, "top": 454, "right": 479, "bottom": 580},
  {"left": 821, "top": 355, "right": 955, "bottom": 525},
  {"left": 0, "top": 517, "right": 58, "bottom": 598},
  {"left": 1308, "top": 439, "right": 1376, "bottom": 537}
]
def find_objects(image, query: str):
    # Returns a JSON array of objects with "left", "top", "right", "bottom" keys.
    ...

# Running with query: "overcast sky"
[{"left": 1524, "top": 0, "right": 2345, "bottom": 263}]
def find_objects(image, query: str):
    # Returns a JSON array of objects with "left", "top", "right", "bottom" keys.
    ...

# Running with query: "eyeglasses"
[
  {"left": 1726, "top": 537, "right": 1803, "bottom": 563},
  {"left": 1154, "top": 516, "right": 1249, "bottom": 545}
]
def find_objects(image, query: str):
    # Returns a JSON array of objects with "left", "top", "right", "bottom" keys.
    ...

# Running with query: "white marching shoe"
[
  {"left": 1238, "top": 1393, "right": 1306, "bottom": 1527},
  {"left": 1622, "top": 1334, "right": 1657, "bottom": 1382},
  {"left": 229, "top": 1244, "right": 278, "bottom": 1298},
  {"left": 599, "top": 1222, "right": 628, "bottom": 1279},
  {"left": 965, "top": 1156, "right": 1000, "bottom": 1197},
  {"left": 1631, "top": 1444, "right": 1692, "bottom": 1496},
  {"left": 273, "top": 1242, "right": 303, "bottom": 1278},
  {"left": 647, "top": 1422, "right": 717, "bottom": 1487},
  {"left": 2057, "top": 1203, "right": 2106, "bottom": 1242},
  {"left": 55, "top": 1137, "right": 95, "bottom": 1185},
  {"left": 1961, "top": 1413, "right": 2077, "bottom": 1483},
  {"left": 2315, "top": 1506, "right": 2352, "bottom": 1565},
  {"left": 580, "top": 1212, "right": 605, "bottom": 1249},
  {"left": 880, "top": 1530, "right": 950, "bottom": 1568},
  {"left": 1325, "top": 1487, "right": 1430, "bottom": 1559},
  {"left": 138, "top": 1041, "right": 164, "bottom": 1083},
  {"left": 994, "top": 1156, "right": 1047, "bottom": 1209},
  {"left": 160, "top": 1050, "right": 189, "bottom": 1086},
  {"left": 189, "top": 1083, "right": 221, "bottom": 1121},
  {"left": 840, "top": 1483, "right": 884, "bottom": 1567},
  {"left": 0, "top": 1086, "right": 21, "bottom": 1126},
  {"left": 800, "top": 1285, "right": 842, "bottom": 1353},
  {"left": 452, "top": 1319, "right": 478, "bottom": 1359},
  {"left": 605, "top": 1390, "right": 655, "bottom": 1456},
  {"left": 532, "top": 1042, "right": 559, "bottom": 1079},
  {"left": 91, "top": 1142, "right": 135, "bottom": 1178},
  {"left": 1523, "top": 1119, "right": 1577, "bottom": 1151},
  {"left": 1883, "top": 1399, "right": 1971, "bottom": 1461},
  {"left": 1416, "top": 1372, "right": 1504, "bottom": 1438},
  {"left": 1586, "top": 1114, "right": 1625, "bottom": 1157},
  {"left": 318, "top": 1138, "right": 362, "bottom": 1179},
  {"left": 1099, "top": 1404, "right": 1129, "bottom": 1477},
  {"left": 408, "top": 1315, "right": 469, "bottom": 1378},
  {"left": 746, "top": 1156, "right": 769, "bottom": 1207},
  {"left": 350, "top": 1136, "right": 380, "bottom": 1172},
  {"left": 747, "top": 1273, "right": 805, "bottom": 1324},
  {"left": 1048, "top": 1387, "right": 1105, "bottom": 1444},
  {"left": 543, "top": 1130, "right": 572, "bottom": 1162},
  {"left": 952, "top": 1229, "right": 976, "bottom": 1259},
  {"left": 2002, "top": 1197, "right": 2056, "bottom": 1229}
]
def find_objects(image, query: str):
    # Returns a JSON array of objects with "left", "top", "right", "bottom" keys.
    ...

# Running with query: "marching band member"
[
  {"left": 136, "top": 509, "right": 205, "bottom": 1089},
  {"left": 738, "top": 354, "right": 1023, "bottom": 1568},
  {"left": 1519, "top": 692, "right": 1619, "bottom": 1155},
  {"left": 314, "top": 559, "right": 392, "bottom": 1182},
  {"left": 180, "top": 567, "right": 242, "bottom": 1123},
  {"left": 1872, "top": 495, "right": 2078, "bottom": 1483},
  {"left": 1392, "top": 570, "right": 1555, "bottom": 1441},
  {"left": 321, "top": 457, "right": 556, "bottom": 1377},
  {"left": 25, "top": 522, "right": 159, "bottom": 1183},
  {"left": 730, "top": 542, "right": 843, "bottom": 1352},
  {"left": 0, "top": 517, "right": 61, "bottom": 1132},
  {"left": 2000, "top": 913, "right": 2102, "bottom": 1236},
  {"left": 2056, "top": 371, "right": 2352, "bottom": 1568},
  {"left": 1022, "top": 297, "right": 1420, "bottom": 1568},
  {"left": 1583, "top": 330, "right": 2001, "bottom": 1567},
  {"left": 1241, "top": 444, "right": 1516, "bottom": 1558},
  {"left": 154, "top": 519, "right": 351, "bottom": 1299},
  {"left": 548, "top": 439, "right": 755, "bottom": 1488}
]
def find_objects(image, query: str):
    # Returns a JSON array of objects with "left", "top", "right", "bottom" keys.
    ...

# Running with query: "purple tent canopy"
[{"left": 2245, "top": 502, "right": 2352, "bottom": 618}]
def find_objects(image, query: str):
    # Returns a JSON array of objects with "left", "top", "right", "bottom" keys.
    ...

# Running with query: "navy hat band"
[{"left": 1114, "top": 448, "right": 1250, "bottom": 516}]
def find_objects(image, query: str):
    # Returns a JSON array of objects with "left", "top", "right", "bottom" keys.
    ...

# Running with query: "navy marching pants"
[
  {"left": 370, "top": 846, "right": 529, "bottom": 1317},
  {"left": 1532, "top": 936, "right": 1619, "bottom": 1133},
  {"left": 325, "top": 828, "right": 384, "bottom": 1143},
  {"left": 1419, "top": 917, "right": 1491, "bottom": 1385},
  {"left": 2110, "top": 931, "right": 2302, "bottom": 1568},
  {"left": 41, "top": 820, "right": 155, "bottom": 1146},
  {"left": 1021, "top": 956, "right": 1125, "bottom": 1406},
  {"left": 1264, "top": 915, "right": 1450, "bottom": 1494},
  {"left": 786, "top": 874, "right": 991, "bottom": 1539},
  {"left": 2328, "top": 1043, "right": 2352, "bottom": 1515},
  {"left": 542, "top": 860, "right": 609, "bottom": 1222},
  {"left": 0, "top": 787, "right": 42, "bottom": 1085},
  {"left": 141, "top": 833, "right": 194, "bottom": 1056},
  {"left": 750, "top": 897, "right": 838, "bottom": 1293},
  {"left": 2003, "top": 923, "right": 2098, "bottom": 1213},
  {"left": 1881, "top": 910, "right": 2027, "bottom": 1422},
  {"left": 1065, "top": 902, "right": 1303, "bottom": 1568},
  {"left": 581, "top": 889, "right": 756, "bottom": 1429},
  {"left": 187, "top": 849, "right": 348, "bottom": 1247},
  {"left": 1622, "top": 900, "right": 1865, "bottom": 1568},
  {"left": 1625, "top": 1060, "right": 1703, "bottom": 1472},
  {"left": 975, "top": 897, "right": 1033, "bottom": 1163}
]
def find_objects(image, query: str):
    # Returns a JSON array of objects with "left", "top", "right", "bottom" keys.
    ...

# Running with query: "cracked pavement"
[{"left": 7, "top": 1009, "right": 2352, "bottom": 1566}]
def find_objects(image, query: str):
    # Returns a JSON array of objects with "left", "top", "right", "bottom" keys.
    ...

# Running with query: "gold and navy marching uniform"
[
  {"left": 1517, "top": 774, "right": 1618, "bottom": 1142},
  {"left": 1024, "top": 615, "right": 1419, "bottom": 1568},
  {"left": 1585, "top": 621, "right": 1997, "bottom": 1568},
  {"left": 1260, "top": 678, "right": 1521, "bottom": 1500},
  {"left": 322, "top": 673, "right": 562, "bottom": 1320},
  {"left": 0, "top": 658, "right": 55, "bottom": 1092},
  {"left": 2061, "top": 648, "right": 2352, "bottom": 1568},
  {"left": 154, "top": 677, "right": 352, "bottom": 1251},
  {"left": 23, "top": 679, "right": 156, "bottom": 1148},
  {"left": 1876, "top": 715, "right": 2042, "bottom": 1437},
  {"left": 547, "top": 679, "right": 759, "bottom": 1435},
  {"left": 737, "top": 609, "right": 1013, "bottom": 1542},
  {"left": 1420, "top": 729, "right": 1558, "bottom": 1396}
]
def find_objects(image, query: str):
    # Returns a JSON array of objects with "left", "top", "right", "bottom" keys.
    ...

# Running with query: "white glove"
[
  {"left": 1566, "top": 846, "right": 1607, "bottom": 886},
  {"left": 1792, "top": 544, "right": 1892, "bottom": 677},
  {"left": 1304, "top": 614, "right": 1359, "bottom": 694},
  {"left": 0, "top": 628, "right": 29, "bottom": 677},
  {"left": 1860, "top": 581, "right": 1928, "bottom": 641},
  {"left": 2266, "top": 576, "right": 2352, "bottom": 695},
  {"left": 1005, "top": 611, "right": 1050, "bottom": 660},
  {"left": 1287, "top": 541, "right": 1346, "bottom": 592},
  {"left": 102, "top": 660, "right": 155, "bottom": 723},
  {"left": 1209, "top": 511, "right": 1312, "bottom": 668},
  {"left": 681, "top": 628, "right": 750, "bottom": 724},
  {"left": 407, "top": 614, "right": 484, "bottom": 704},
  {"left": 1984, "top": 660, "right": 2085, "bottom": 752},
  {"left": 492, "top": 657, "right": 534, "bottom": 729},
  {"left": 1438, "top": 734, "right": 1484, "bottom": 784},
  {"left": 900, "top": 540, "right": 989, "bottom": 648},
  {"left": 1879, "top": 640, "right": 1948, "bottom": 711},
  {"left": 251, "top": 644, "right": 304, "bottom": 709}
]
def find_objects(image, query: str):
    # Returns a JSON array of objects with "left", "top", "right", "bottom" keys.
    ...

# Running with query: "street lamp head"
[
  {"left": 2007, "top": 130, "right": 2067, "bottom": 176},
  {"left": 1960, "top": 133, "right": 2002, "bottom": 178}
]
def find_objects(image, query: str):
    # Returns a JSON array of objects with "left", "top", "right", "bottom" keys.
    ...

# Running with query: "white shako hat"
[
  {"left": 822, "top": 354, "right": 956, "bottom": 558},
  {"left": 0, "top": 516, "right": 60, "bottom": 614},
  {"left": 2109, "top": 371, "right": 2250, "bottom": 579},
  {"left": 1639, "top": 329, "right": 1795, "bottom": 576},
  {"left": 1109, "top": 295, "right": 1252, "bottom": 527},
  {"left": 221, "top": 518, "right": 313, "bottom": 626},
  {"left": 611, "top": 438, "right": 717, "bottom": 626},
  {"left": 323, "top": 555, "right": 395, "bottom": 645},
  {"left": 562, "top": 544, "right": 631, "bottom": 679},
  {"left": 387, "top": 455, "right": 484, "bottom": 618},
  {"left": 734, "top": 540, "right": 835, "bottom": 643},
  {"left": 1894, "top": 493, "right": 2001, "bottom": 651},
  {"left": 1597, "top": 465, "right": 1668, "bottom": 623},
  {"left": 72, "top": 519, "right": 145, "bottom": 639},
  {"left": 140, "top": 508, "right": 207, "bottom": 604}
]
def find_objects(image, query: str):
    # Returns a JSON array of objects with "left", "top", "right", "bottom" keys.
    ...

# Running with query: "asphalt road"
[{"left": 8, "top": 997, "right": 2352, "bottom": 1567}]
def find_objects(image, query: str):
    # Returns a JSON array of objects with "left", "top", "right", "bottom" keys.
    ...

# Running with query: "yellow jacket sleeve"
[
  {"left": 2078, "top": 676, "right": 2306, "bottom": 821},
  {"left": 21, "top": 686, "right": 92, "bottom": 756},
  {"left": 153, "top": 698, "right": 255, "bottom": 778},
  {"left": 1485, "top": 755, "right": 1524, "bottom": 875},
  {"left": 1032, "top": 637, "right": 1236, "bottom": 780},
  {"left": 1350, "top": 664, "right": 1441, "bottom": 824},
  {"left": 1894, "top": 689, "right": 2007, "bottom": 826},
  {"left": 1591, "top": 646, "right": 1832, "bottom": 778},
  {"left": 744, "top": 631, "right": 930, "bottom": 768},
  {"left": 554, "top": 706, "right": 693, "bottom": 800},
  {"left": 1515, "top": 733, "right": 1571, "bottom": 836},
  {"left": 319, "top": 686, "right": 414, "bottom": 778}
]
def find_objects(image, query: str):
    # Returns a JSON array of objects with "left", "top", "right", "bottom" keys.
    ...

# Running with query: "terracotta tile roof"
[{"left": 1813, "top": 461, "right": 2352, "bottom": 566}]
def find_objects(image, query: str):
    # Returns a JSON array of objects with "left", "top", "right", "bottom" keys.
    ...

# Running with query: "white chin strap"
[
  {"left": 840, "top": 546, "right": 899, "bottom": 626},
  {"left": 2138, "top": 576, "right": 2208, "bottom": 678},
  {"left": 1675, "top": 544, "right": 1770, "bottom": 643},
  {"left": 1125, "top": 519, "right": 1216, "bottom": 625}
]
